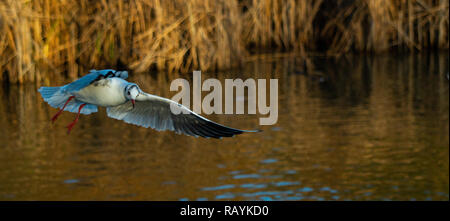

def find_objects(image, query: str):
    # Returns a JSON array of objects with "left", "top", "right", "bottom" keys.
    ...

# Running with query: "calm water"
[{"left": 0, "top": 53, "right": 448, "bottom": 201}]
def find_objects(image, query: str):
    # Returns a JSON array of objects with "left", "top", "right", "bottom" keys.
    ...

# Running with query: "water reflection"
[{"left": 0, "top": 53, "right": 448, "bottom": 201}]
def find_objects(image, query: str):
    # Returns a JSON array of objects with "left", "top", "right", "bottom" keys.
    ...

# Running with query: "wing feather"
[{"left": 106, "top": 92, "right": 259, "bottom": 138}]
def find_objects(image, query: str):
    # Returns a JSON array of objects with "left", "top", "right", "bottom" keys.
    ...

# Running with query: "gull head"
[{"left": 124, "top": 84, "right": 140, "bottom": 108}]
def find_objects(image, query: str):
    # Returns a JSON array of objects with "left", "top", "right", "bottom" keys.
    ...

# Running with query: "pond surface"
[{"left": 0, "top": 53, "right": 448, "bottom": 201}]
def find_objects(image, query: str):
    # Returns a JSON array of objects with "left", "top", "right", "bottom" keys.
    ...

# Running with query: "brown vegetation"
[{"left": 0, "top": 0, "right": 448, "bottom": 83}]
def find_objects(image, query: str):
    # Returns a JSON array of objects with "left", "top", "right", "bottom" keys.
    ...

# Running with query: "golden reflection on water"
[{"left": 0, "top": 53, "right": 448, "bottom": 201}]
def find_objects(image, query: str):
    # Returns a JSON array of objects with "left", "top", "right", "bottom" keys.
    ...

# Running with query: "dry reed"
[{"left": 0, "top": 0, "right": 448, "bottom": 83}]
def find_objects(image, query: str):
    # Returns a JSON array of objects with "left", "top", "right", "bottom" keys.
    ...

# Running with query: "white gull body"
[{"left": 74, "top": 77, "right": 129, "bottom": 107}]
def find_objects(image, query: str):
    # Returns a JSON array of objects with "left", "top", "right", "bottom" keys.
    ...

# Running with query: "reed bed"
[
  {"left": 322, "top": 0, "right": 449, "bottom": 54},
  {"left": 0, "top": 0, "right": 448, "bottom": 83}
]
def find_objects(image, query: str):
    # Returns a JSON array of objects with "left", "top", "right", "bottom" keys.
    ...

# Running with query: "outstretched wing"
[
  {"left": 106, "top": 92, "right": 259, "bottom": 138},
  {"left": 62, "top": 69, "right": 128, "bottom": 93}
]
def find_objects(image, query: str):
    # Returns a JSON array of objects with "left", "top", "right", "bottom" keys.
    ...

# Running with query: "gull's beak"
[{"left": 131, "top": 99, "right": 135, "bottom": 108}]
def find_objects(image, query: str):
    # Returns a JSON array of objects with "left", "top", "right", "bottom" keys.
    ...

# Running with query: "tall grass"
[
  {"left": 0, "top": 0, "right": 448, "bottom": 83},
  {"left": 322, "top": 0, "right": 449, "bottom": 54}
]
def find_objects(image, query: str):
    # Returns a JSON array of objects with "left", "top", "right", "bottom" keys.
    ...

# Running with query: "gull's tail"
[{"left": 38, "top": 86, "right": 61, "bottom": 103}]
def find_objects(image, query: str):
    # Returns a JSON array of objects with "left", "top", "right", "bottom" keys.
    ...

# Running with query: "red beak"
[{"left": 131, "top": 99, "right": 135, "bottom": 108}]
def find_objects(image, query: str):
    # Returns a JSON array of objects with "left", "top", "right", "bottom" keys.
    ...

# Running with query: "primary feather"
[{"left": 107, "top": 92, "right": 260, "bottom": 138}]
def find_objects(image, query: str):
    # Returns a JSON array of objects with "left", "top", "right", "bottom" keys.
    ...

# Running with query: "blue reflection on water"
[
  {"left": 233, "top": 174, "right": 261, "bottom": 179},
  {"left": 260, "top": 196, "right": 273, "bottom": 201},
  {"left": 285, "top": 196, "right": 304, "bottom": 200},
  {"left": 271, "top": 127, "right": 282, "bottom": 131},
  {"left": 64, "top": 179, "right": 79, "bottom": 184},
  {"left": 319, "top": 186, "right": 338, "bottom": 194},
  {"left": 215, "top": 192, "right": 235, "bottom": 200},
  {"left": 242, "top": 190, "right": 294, "bottom": 198},
  {"left": 198, "top": 162, "right": 348, "bottom": 201},
  {"left": 202, "top": 184, "right": 235, "bottom": 191},
  {"left": 273, "top": 181, "right": 300, "bottom": 187},
  {"left": 240, "top": 183, "right": 268, "bottom": 189},
  {"left": 197, "top": 182, "right": 347, "bottom": 200},
  {"left": 260, "top": 159, "right": 278, "bottom": 164},
  {"left": 437, "top": 192, "right": 449, "bottom": 198},
  {"left": 298, "top": 187, "right": 314, "bottom": 192}
]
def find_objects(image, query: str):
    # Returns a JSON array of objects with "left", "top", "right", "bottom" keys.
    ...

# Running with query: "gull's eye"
[
  {"left": 106, "top": 71, "right": 114, "bottom": 77},
  {"left": 127, "top": 91, "right": 130, "bottom": 95}
]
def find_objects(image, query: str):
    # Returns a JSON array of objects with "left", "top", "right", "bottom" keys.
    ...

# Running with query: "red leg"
[
  {"left": 51, "top": 96, "right": 75, "bottom": 123},
  {"left": 66, "top": 103, "right": 86, "bottom": 134}
]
